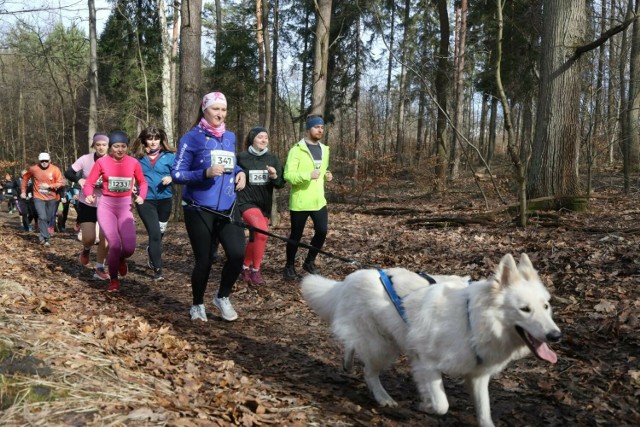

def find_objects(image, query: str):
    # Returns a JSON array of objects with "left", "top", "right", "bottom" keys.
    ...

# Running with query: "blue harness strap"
[{"left": 378, "top": 269, "right": 407, "bottom": 322}]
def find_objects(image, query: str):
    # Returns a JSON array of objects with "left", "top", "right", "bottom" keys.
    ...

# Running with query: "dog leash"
[
  {"left": 185, "top": 201, "right": 469, "bottom": 332},
  {"left": 183, "top": 200, "right": 366, "bottom": 267}
]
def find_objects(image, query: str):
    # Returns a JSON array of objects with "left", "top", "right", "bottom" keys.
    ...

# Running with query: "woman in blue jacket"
[
  {"left": 132, "top": 126, "right": 176, "bottom": 280},
  {"left": 171, "top": 92, "right": 246, "bottom": 322}
]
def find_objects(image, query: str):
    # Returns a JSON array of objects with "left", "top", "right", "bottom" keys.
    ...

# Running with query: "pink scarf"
[{"left": 199, "top": 117, "right": 225, "bottom": 138}]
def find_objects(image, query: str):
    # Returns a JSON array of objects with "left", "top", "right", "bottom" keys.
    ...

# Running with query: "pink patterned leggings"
[{"left": 97, "top": 196, "right": 137, "bottom": 279}]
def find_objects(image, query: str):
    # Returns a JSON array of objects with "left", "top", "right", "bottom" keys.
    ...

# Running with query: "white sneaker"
[
  {"left": 213, "top": 296, "right": 238, "bottom": 321},
  {"left": 190, "top": 304, "right": 207, "bottom": 322}
]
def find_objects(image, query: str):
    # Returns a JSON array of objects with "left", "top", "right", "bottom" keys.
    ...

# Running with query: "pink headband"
[{"left": 201, "top": 92, "right": 227, "bottom": 112}]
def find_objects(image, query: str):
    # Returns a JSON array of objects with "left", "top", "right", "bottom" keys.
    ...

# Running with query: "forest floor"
[{"left": 0, "top": 170, "right": 639, "bottom": 426}]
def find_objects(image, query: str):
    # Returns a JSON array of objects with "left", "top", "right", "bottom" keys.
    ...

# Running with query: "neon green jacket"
[{"left": 284, "top": 139, "right": 330, "bottom": 211}]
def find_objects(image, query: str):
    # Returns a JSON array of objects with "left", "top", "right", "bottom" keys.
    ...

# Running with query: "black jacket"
[{"left": 236, "top": 150, "right": 285, "bottom": 217}]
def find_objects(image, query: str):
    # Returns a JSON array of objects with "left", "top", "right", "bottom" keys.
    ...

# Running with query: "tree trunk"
[
  {"left": 450, "top": 0, "right": 467, "bottom": 179},
  {"left": 626, "top": 0, "right": 640, "bottom": 179},
  {"left": 262, "top": 0, "right": 273, "bottom": 129},
  {"left": 269, "top": 0, "right": 280, "bottom": 228},
  {"left": 487, "top": 97, "right": 497, "bottom": 165},
  {"left": 299, "top": 8, "right": 311, "bottom": 133},
  {"left": 134, "top": 0, "right": 150, "bottom": 127},
  {"left": 171, "top": 1, "right": 180, "bottom": 141},
  {"left": 269, "top": 0, "right": 279, "bottom": 134},
  {"left": 353, "top": 14, "right": 361, "bottom": 178},
  {"left": 415, "top": 4, "right": 430, "bottom": 164},
  {"left": 520, "top": 97, "right": 533, "bottom": 165},
  {"left": 88, "top": 0, "right": 98, "bottom": 150},
  {"left": 256, "top": 0, "right": 266, "bottom": 123},
  {"left": 528, "top": 0, "right": 586, "bottom": 203},
  {"left": 158, "top": 0, "right": 174, "bottom": 145},
  {"left": 176, "top": 0, "right": 202, "bottom": 220},
  {"left": 496, "top": 0, "right": 526, "bottom": 226},
  {"left": 620, "top": 0, "right": 631, "bottom": 191},
  {"left": 478, "top": 93, "right": 488, "bottom": 164},
  {"left": 310, "top": 0, "right": 332, "bottom": 116},
  {"left": 608, "top": 0, "right": 618, "bottom": 164},
  {"left": 383, "top": 2, "right": 395, "bottom": 156},
  {"left": 395, "top": 0, "right": 411, "bottom": 165},
  {"left": 19, "top": 82, "right": 25, "bottom": 165},
  {"left": 214, "top": 0, "right": 222, "bottom": 75},
  {"left": 433, "top": 0, "right": 450, "bottom": 191},
  {"left": 178, "top": 0, "right": 202, "bottom": 137}
]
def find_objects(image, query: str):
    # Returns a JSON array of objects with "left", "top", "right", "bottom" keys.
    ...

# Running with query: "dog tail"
[{"left": 300, "top": 274, "right": 340, "bottom": 322}]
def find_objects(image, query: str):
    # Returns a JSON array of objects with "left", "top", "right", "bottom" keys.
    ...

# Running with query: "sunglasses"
[{"left": 40, "top": 160, "right": 50, "bottom": 163}]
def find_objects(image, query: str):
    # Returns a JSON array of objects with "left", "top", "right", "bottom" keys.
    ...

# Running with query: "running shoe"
[
  {"left": 93, "top": 267, "right": 109, "bottom": 280},
  {"left": 107, "top": 279, "right": 120, "bottom": 292},
  {"left": 153, "top": 268, "right": 164, "bottom": 281},
  {"left": 240, "top": 268, "right": 251, "bottom": 283},
  {"left": 118, "top": 259, "right": 128, "bottom": 277},
  {"left": 282, "top": 265, "right": 301, "bottom": 280},
  {"left": 190, "top": 304, "right": 207, "bottom": 322},
  {"left": 213, "top": 296, "right": 238, "bottom": 321},
  {"left": 302, "top": 261, "right": 319, "bottom": 275},
  {"left": 249, "top": 269, "right": 265, "bottom": 285},
  {"left": 79, "top": 248, "right": 91, "bottom": 266}
]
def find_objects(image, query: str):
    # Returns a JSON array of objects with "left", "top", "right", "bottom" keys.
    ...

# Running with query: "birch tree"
[{"left": 88, "top": 0, "right": 99, "bottom": 150}]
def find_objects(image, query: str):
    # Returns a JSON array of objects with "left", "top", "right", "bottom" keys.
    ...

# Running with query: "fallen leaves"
[{"left": 0, "top": 187, "right": 639, "bottom": 426}]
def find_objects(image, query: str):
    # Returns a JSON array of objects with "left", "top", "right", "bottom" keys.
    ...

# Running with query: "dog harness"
[
  {"left": 417, "top": 271, "right": 437, "bottom": 284},
  {"left": 380, "top": 269, "right": 484, "bottom": 365},
  {"left": 378, "top": 270, "right": 439, "bottom": 323},
  {"left": 377, "top": 269, "right": 407, "bottom": 322}
]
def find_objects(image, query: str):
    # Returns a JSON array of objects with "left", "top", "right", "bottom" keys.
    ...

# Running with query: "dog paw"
[
  {"left": 418, "top": 401, "right": 448, "bottom": 415},
  {"left": 378, "top": 399, "right": 398, "bottom": 408}
]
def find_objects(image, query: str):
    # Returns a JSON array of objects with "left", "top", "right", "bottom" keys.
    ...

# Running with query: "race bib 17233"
[{"left": 107, "top": 176, "right": 133, "bottom": 193}]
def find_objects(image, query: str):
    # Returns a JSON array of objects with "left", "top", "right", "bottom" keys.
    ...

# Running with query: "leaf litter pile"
[{"left": 0, "top": 185, "right": 639, "bottom": 426}]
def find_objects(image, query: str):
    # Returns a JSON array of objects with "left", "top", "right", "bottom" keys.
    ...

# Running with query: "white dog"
[{"left": 301, "top": 253, "right": 561, "bottom": 427}]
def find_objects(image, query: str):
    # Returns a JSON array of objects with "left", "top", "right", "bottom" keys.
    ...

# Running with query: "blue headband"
[{"left": 306, "top": 116, "right": 324, "bottom": 130}]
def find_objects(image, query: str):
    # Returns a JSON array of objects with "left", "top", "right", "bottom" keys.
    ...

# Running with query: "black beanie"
[
  {"left": 109, "top": 131, "right": 129, "bottom": 147},
  {"left": 247, "top": 127, "right": 268, "bottom": 146}
]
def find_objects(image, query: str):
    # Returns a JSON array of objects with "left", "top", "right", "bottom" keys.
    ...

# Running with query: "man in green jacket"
[{"left": 283, "top": 115, "right": 333, "bottom": 280}]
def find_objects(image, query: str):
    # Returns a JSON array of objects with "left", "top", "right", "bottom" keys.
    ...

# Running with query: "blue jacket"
[
  {"left": 172, "top": 126, "right": 243, "bottom": 211},
  {"left": 139, "top": 151, "right": 175, "bottom": 200}
]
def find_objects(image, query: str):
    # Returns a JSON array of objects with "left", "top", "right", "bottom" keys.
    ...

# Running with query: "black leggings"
[
  {"left": 136, "top": 198, "right": 172, "bottom": 269},
  {"left": 286, "top": 206, "right": 328, "bottom": 266},
  {"left": 184, "top": 207, "right": 245, "bottom": 305}
]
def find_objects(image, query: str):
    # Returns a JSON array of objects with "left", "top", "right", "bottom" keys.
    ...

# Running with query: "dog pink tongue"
[{"left": 535, "top": 342, "right": 558, "bottom": 364}]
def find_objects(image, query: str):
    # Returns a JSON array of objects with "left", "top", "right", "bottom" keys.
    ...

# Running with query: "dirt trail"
[{"left": 0, "top": 194, "right": 638, "bottom": 426}]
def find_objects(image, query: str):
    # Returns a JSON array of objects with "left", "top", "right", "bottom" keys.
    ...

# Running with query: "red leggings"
[{"left": 242, "top": 207, "right": 269, "bottom": 270}]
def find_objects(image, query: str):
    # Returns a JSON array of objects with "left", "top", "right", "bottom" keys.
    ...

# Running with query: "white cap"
[{"left": 38, "top": 152, "right": 50, "bottom": 161}]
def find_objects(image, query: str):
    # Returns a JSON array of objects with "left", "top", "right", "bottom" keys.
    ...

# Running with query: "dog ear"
[
  {"left": 495, "top": 253, "right": 520, "bottom": 288},
  {"left": 517, "top": 253, "right": 540, "bottom": 282}
]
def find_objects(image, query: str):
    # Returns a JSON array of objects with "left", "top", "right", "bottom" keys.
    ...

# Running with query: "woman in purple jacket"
[{"left": 172, "top": 92, "right": 246, "bottom": 322}]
